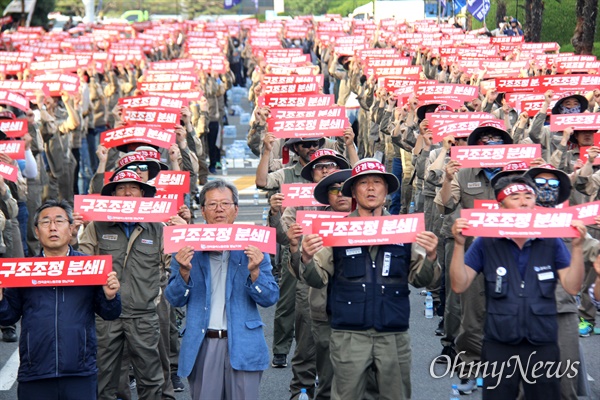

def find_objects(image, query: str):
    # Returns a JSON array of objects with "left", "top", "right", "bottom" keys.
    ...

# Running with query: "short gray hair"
[
  {"left": 199, "top": 179, "right": 239, "bottom": 207},
  {"left": 34, "top": 200, "right": 74, "bottom": 227}
]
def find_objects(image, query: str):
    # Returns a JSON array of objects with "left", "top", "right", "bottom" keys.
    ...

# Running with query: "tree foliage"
[{"left": 32, "top": 0, "right": 56, "bottom": 27}]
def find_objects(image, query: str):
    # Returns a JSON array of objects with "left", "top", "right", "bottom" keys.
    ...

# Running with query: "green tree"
[{"left": 31, "top": 0, "right": 56, "bottom": 27}]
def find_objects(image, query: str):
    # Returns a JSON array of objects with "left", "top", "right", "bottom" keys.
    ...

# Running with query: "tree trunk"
[
  {"left": 572, "top": 0, "right": 598, "bottom": 54},
  {"left": 496, "top": 0, "right": 507, "bottom": 30},
  {"left": 524, "top": 0, "right": 544, "bottom": 42}
]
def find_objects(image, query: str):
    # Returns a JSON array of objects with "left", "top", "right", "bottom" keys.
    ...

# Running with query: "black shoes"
[
  {"left": 271, "top": 354, "right": 288, "bottom": 368},
  {"left": 2, "top": 328, "right": 17, "bottom": 342}
]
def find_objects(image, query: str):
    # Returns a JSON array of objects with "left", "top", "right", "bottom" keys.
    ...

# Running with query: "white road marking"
[{"left": 0, "top": 348, "right": 19, "bottom": 390}]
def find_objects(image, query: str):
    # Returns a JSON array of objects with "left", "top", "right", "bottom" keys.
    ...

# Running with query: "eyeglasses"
[
  {"left": 312, "top": 162, "right": 339, "bottom": 172},
  {"left": 534, "top": 178, "right": 560, "bottom": 188},
  {"left": 38, "top": 217, "right": 70, "bottom": 228},
  {"left": 299, "top": 141, "right": 321, "bottom": 149},
  {"left": 203, "top": 201, "right": 236, "bottom": 211},
  {"left": 479, "top": 135, "right": 503, "bottom": 143},
  {"left": 328, "top": 186, "right": 343, "bottom": 196},
  {"left": 125, "top": 164, "right": 149, "bottom": 172}
]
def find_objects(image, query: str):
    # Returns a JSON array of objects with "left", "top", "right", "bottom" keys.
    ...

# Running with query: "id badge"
[{"left": 382, "top": 252, "right": 391, "bottom": 277}]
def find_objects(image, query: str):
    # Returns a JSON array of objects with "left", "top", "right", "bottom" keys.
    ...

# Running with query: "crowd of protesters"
[{"left": 0, "top": 11, "right": 597, "bottom": 400}]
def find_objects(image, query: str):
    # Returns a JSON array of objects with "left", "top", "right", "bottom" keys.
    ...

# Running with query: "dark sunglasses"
[
  {"left": 534, "top": 178, "right": 559, "bottom": 188},
  {"left": 328, "top": 186, "right": 342, "bottom": 196},
  {"left": 125, "top": 164, "right": 149, "bottom": 172},
  {"left": 299, "top": 141, "right": 320, "bottom": 149}
]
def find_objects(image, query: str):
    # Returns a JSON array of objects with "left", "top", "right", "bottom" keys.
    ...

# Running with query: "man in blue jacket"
[
  {"left": 166, "top": 179, "right": 279, "bottom": 400},
  {"left": 0, "top": 199, "right": 121, "bottom": 399}
]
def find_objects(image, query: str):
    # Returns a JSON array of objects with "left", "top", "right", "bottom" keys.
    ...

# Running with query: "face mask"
[
  {"left": 560, "top": 104, "right": 581, "bottom": 114},
  {"left": 293, "top": 40, "right": 301, "bottom": 46},
  {"left": 485, "top": 140, "right": 504, "bottom": 146},
  {"left": 536, "top": 186, "right": 559, "bottom": 207}
]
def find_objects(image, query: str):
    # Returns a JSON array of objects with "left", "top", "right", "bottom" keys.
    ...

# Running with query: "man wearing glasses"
[
  {"left": 78, "top": 171, "right": 171, "bottom": 400},
  {"left": 0, "top": 200, "right": 121, "bottom": 399},
  {"left": 166, "top": 179, "right": 279, "bottom": 400}
]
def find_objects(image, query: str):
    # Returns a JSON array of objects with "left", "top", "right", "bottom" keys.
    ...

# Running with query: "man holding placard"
[
  {"left": 450, "top": 174, "right": 586, "bottom": 399},
  {"left": 78, "top": 171, "right": 170, "bottom": 400},
  {"left": 165, "top": 179, "right": 279, "bottom": 400},
  {"left": 0, "top": 199, "right": 121, "bottom": 399},
  {"left": 300, "top": 158, "right": 440, "bottom": 400}
]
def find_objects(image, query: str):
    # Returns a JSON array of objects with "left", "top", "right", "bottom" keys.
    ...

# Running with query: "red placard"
[
  {"left": 0, "top": 119, "right": 27, "bottom": 138},
  {"left": 100, "top": 126, "right": 175, "bottom": 149},
  {"left": 366, "top": 65, "right": 422, "bottom": 78},
  {"left": 312, "top": 214, "right": 424, "bottom": 247},
  {"left": 122, "top": 108, "right": 181, "bottom": 129},
  {"left": 0, "top": 161, "right": 18, "bottom": 182},
  {"left": 0, "top": 90, "right": 30, "bottom": 111},
  {"left": 450, "top": 144, "right": 541, "bottom": 168},
  {"left": 264, "top": 54, "right": 311, "bottom": 65},
  {"left": 262, "top": 82, "right": 321, "bottom": 95},
  {"left": 550, "top": 114, "right": 600, "bottom": 131},
  {"left": 150, "top": 91, "right": 204, "bottom": 101},
  {"left": 269, "top": 106, "right": 345, "bottom": 120},
  {"left": 268, "top": 115, "right": 348, "bottom": 139},
  {"left": 0, "top": 140, "right": 24, "bottom": 159},
  {"left": 163, "top": 224, "right": 276, "bottom": 254},
  {"left": 0, "top": 255, "right": 113, "bottom": 288},
  {"left": 365, "top": 57, "right": 412, "bottom": 68},
  {"left": 460, "top": 209, "right": 579, "bottom": 238},
  {"left": 119, "top": 95, "right": 187, "bottom": 110},
  {"left": 138, "top": 81, "right": 195, "bottom": 92},
  {"left": 556, "top": 61, "right": 600, "bottom": 73},
  {"left": 297, "top": 210, "right": 348, "bottom": 235},
  {"left": 269, "top": 66, "right": 319, "bottom": 75},
  {"left": 541, "top": 74, "right": 600, "bottom": 93},
  {"left": 261, "top": 74, "right": 324, "bottom": 86},
  {"left": 416, "top": 84, "right": 479, "bottom": 109},
  {"left": 281, "top": 184, "right": 324, "bottom": 207},
  {"left": 148, "top": 60, "right": 196, "bottom": 71},
  {"left": 152, "top": 171, "right": 190, "bottom": 195},
  {"left": 426, "top": 112, "right": 501, "bottom": 142},
  {"left": 259, "top": 94, "right": 334, "bottom": 108},
  {"left": 578, "top": 145, "right": 600, "bottom": 166},
  {"left": 75, "top": 195, "right": 177, "bottom": 223},
  {"left": 473, "top": 199, "right": 499, "bottom": 209},
  {"left": 567, "top": 201, "right": 600, "bottom": 225}
]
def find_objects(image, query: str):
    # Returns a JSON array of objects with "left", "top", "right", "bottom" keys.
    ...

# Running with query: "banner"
[
  {"left": 568, "top": 200, "right": 600, "bottom": 225},
  {"left": 281, "top": 184, "right": 325, "bottom": 207},
  {"left": 100, "top": 126, "right": 175, "bottom": 149},
  {"left": 0, "top": 119, "right": 27, "bottom": 138},
  {"left": 138, "top": 81, "right": 194, "bottom": 92},
  {"left": 0, "top": 140, "right": 24, "bottom": 159},
  {"left": 261, "top": 75, "right": 324, "bottom": 86},
  {"left": 153, "top": 171, "right": 190, "bottom": 195},
  {"left": 0, "top": 255, "right": 113, "bottom": 288},
  {"left": 297, "top": 210, "right": 348, "bottom": 235},
  {"left": 450, "top": 144, "right": 541, "bottom": 168},
  {"left": 0, "top": 90, "right": 30, "bottom": 111},
  {"left": 262, "top": 82, "right": 321, "bottom": 95},
  {"left": 122, "top": 108, "right": 181, "bottom": 129},
  {"left": 0, "top": 161, "right": 18, "bottom": 182},
  {"left": 270, "top": 106, "right": 345, "bottom": 120},
  {"left": 163, "top": 224, "right": 276, "bottom": 254},
  {"left": 268, "top": 115, "right": 349, "bottom": 139},
  {"left": 426, "top": 112, "right": 500, "bottom": 142},
  {"left": 550, "top": 114, "right": 600, "bottom": 131},
  {"left": 258, "top": 94, "right": 334, "bottom": 108},
  {"left": 416, "top": 84, "right": 479, "bottom": 109},
  {"left": 119, "top": 95, "right": 187, "bottom": 110},
  {"left": 460, "top": 209, "right": 579, "bottom": 238},
  {"left": 312, "top": 214, "right": 425, "bottom": 247},
  {"left": 74, "top": 195, "right": 177, "bottom": 223}
]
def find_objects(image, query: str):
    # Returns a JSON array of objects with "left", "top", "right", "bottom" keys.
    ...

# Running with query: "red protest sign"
[
  {"left": 264, "top": 54, "right": 311, "bottom": 65},
  {"left": 0, "top": 140, "right": 24, "bottom": 159},
  {"left": 268, "top": 115, "right": 349, "bottom": 139},
  {"left": 119, "top": 95, "right": 187, "bottom": 110},
  {"left": 0, "top": 161, "right": 18, "bottom": 182},
  {"left": 312, "top": 214, "right": 425, "bottom": 247},
  {"left": 578, "top": 145, "right": 600, "bottom": 166},
  {"left": 259, "top": 94, "right": 334, "bottom": 108},
  {"left": 460, "top": 209, "right": 579, "bottom": 238},
  {"left": 148, "top": 60, "right": 196, "bottom": 71},
  {"left": 270, "top": 106, "right": 346, "bottom": 120},
  {"left": 269, "top": 65, "right": 319, "bottom": 75},
  {"left": 137, "top": 81, "right": 195, "bottom": 92},
  {"left": 122, "top": 108, "right": 181, "bottom": 129},
  {"left": 262, "top": 82, "right": 321, "bottom": 95},
  {"left": 163, "top": 224, "right": 276, "bottom": 254},
  {"left": 0, "top": 90, "right": 30, "bottom": 111},
  {"left": 473, "top": 199, "right": 499, "bottom": 209},
  {"left": 152, "top": 171, "right": 190, "bottom": 195},
  {"left": 495, "top": 77, "right": 541, "bottom": 93},
  {"left": 261, "top": 74, "right": 324, "bottom": 86},
  {"left": 0, "top": 119, "right": 27, "bottom": 138},
  {"left": 550, "top": 114, "right": 600, "bottom": 131},
  {"left": 297, "top": 210, "right": 348, "bottom": 235},
  {"left": 281, "top": 184, "right": 325, "bottom": 207},
  {"left": 540, "top": 74, "right": 600, "bottom": 92},
  {"left": 100, "top": 126, "right": 175, "bottom": 149},
  {"left": 154, "top": 192, "right": 184, "bottom": 208},
  {"left": 425, "top": 112, "right": 500, "bottom": 142},
  {"left": 366, "top": 65, "right": 422, "bottom": 78},
  {"left": 365, "top": 57, "right": 412, "bottom": 68},
  {"left": 416, "top": 84, "right": 478, "bottom": 109},
  {"left": 74, "top": 195, "right": 177, "bottom": 223},
  {"left": 150, "top": 91, "right": 204, "bottom": 101},
  {"left": 567, "top": 200, "right": 600, "bottom": 225},
  {"left": 0, "top": 255, "right": 113, "bottom": 288},
  {"left": 451, "top": 144, "right": 541, "bottom": 168}
]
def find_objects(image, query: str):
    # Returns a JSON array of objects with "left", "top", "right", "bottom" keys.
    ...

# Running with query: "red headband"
[{"left": 496, "top": 183, "right": 535, "bottom": 203}]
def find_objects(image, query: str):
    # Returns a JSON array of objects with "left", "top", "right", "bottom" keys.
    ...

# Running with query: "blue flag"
[
  {"left": 224, "top": 0, "right": 242, "bottom": 9},
  {"left": 467, "top": 0, "right": 490, "bottom": 21}
]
